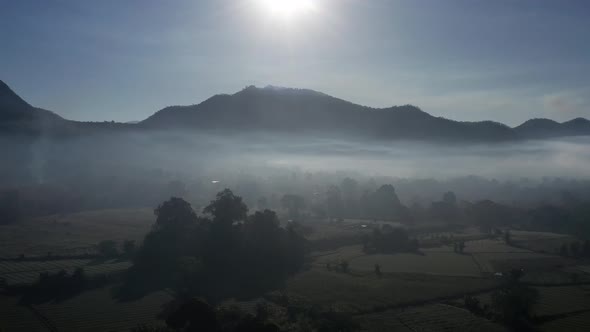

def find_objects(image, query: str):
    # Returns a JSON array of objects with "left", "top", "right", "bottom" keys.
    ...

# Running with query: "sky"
[{"left": 1, "top": 0, "right": 589, "bottom": 125}]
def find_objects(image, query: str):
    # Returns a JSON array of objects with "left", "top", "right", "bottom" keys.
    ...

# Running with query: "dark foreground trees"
[{"left": 122, "top": 189, "right": 306, "bottom": 302}]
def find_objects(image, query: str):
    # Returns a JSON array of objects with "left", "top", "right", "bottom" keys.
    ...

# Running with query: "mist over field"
[
  {"left": 8, "top": 132, "right": 590, "bottom": 183},
  {"left": 2, "top": 1, "right": 590, "bottom": 330}
]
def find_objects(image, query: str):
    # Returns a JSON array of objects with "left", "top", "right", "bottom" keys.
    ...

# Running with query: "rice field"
[
  {"left": 34, "top": 287, "right": 172, "bottom": 332},
  {"left": 510, "top": 230, "right": 576, "bottom": 254},
  {"left": 533, "top": 285, "right": 590, "bottom": 317},
  {"left": 0, "top": 295, "right": 47, "bottom": 332},
  {"left": 355, "top": 303, "right": 506, "bottom": 332},
  {"left": 0, "top": 259, "right": 131, "bottom": 286},
  {"left": 464, "top": 239, "right": 530, "bottom": 253},
  {"left": 398, "top": 304, "right": 506, "bottom": 332},
  {"left": 471, "top": 252, "right": 566, "bottom": 274},
  {"left": 285, "top": 268, "right": 498, "bottom": 313},
  {"left": 540, "top": 311, "right": 590, "bottom": 331},
  {"left": 0, "top": 208, "right": 154, "bottom": 258},
  {"left": 349, "top": 252, "right": 482, "bottom": 277}
]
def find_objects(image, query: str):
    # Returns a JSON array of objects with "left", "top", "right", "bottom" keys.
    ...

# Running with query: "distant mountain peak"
[
  {"left": 235, "top": 84, "right": 328, "bottom": 98},
  {"left": 0, "top": 80, "right": 32, "bottom": 110}
]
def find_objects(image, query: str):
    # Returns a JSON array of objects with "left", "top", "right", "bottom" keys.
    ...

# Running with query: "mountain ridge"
[{"left": 1, "top": 81, "right": 589, "bottom": 141}]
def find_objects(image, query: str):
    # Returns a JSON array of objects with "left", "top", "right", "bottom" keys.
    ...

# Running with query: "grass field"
[
  {"left": 540, "top": 311, "right": 590, "bottom": 331},
  {"left": 0, "top": 208, "right": 154, "bottom": 258},
  {"left": 313, "top": 245, "right": 482, "bottom": 277},
  {"left": 34, "top": 287, "right": 172, "bottom": 332},
  {"left": 464, "top": 239, "right": 530, "bottom": 253},
  {"left": 355, "top": 304, "right": 506, "bottom": 332},
  {"left": 0, "top": 259, "right": 131, "bottom": 286},
  {"left": 471, "top": 252, "right": 567, "bottom": 274},
  {"left": 285, "top": 268, "right": 498, "bottom": 313},
  {"left": 533, "top": 285, "right": 590, "bottom": 317},
  {"left": 0, "top": 295, "right": 47, "bottom": 332},
  {"left": 349, "top": 252, "right": 482, "bottom": 277},
  {"left": 510, "top": 230, "right": 576, "bottom": 254}
]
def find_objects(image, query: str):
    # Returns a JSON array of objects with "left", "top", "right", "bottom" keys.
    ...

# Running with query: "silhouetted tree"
[
  {"left": 374, "top": 264, "right": 382, "bottom": 277},
  {"left": 97, "top": 240, "right": 119, "bottom": 257},
  {"left": 154, "top": 197, "right": 198, "bottom": 231},
  {"left": 560, "top": 243, "right": 569, "bottom": 256},
  {"left": 123, "top": 240, "right": 136, "bottom": 257},
  {"left": 570, "top": 241, "right": 581, "bottom": 257},
  {"left": 203, "top": 189, "right": 248, "bottom": 227},
  {"left": 325, "top": 186, "right": 342, "bottom": 218},
  {"left": 280, "top": 194, "right": 305, "bottom": 220},
  {"left": 491, "top": 269, "right": 538, "bottom": 330}
]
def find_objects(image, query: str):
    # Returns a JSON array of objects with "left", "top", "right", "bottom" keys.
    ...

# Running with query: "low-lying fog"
[
  {"left": 5, "top": 132, "right": 590, "bottom": 181},
  {"left": 2, "top": 132, "right": 590, "bottom": 212}
]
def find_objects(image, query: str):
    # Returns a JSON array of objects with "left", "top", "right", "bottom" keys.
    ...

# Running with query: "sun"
[{"left": 258, "top": 0, "right": 317, "bottom": 19}]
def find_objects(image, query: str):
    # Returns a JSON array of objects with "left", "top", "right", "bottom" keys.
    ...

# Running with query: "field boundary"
[{"left": 27, "top": 304, "right": 58, "bottom": 332}]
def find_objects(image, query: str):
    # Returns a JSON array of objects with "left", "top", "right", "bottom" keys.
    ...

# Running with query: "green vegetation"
[{"left": 123, "top": 190, "right": 306, "bottom": 302}]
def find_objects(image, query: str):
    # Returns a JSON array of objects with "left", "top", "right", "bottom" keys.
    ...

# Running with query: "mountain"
[
  {"left": 1, "top": 81, "right": 589, "bottom": 142},
  {"left": 515, "top": 118, "right": 590, "bottom": 139},
  {"left": 140, "top": 85, "right": 517, "bottom": 142},
  {"left": 0, "top": 80, "right": 65, "bottom": 136}
]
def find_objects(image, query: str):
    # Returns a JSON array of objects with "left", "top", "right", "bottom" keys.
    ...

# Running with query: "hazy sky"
[{"left": 1, "top": 0, "right": 589, "bottom": 125}]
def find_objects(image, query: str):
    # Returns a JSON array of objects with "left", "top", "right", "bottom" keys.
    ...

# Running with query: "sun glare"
[{"left": 258, "top": 0, "right": 317, "bottom": 19}]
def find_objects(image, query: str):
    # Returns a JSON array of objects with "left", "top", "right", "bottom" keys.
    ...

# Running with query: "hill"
[
  {"left": 515, "top": 118, "right": 590, "bottom": 139},
  {"left": 140, "top": 85, "right": 517, "bottom": 142},
  {"left": 0, "top": 80, "right": 65, "bottom": 136},
  {"left": 1, "top": 81, "right": 589, "bottom": 142}
]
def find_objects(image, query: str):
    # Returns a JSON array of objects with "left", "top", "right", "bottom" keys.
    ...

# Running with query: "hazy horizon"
[{"left": 2, "top": 0, "right": 589, "bottom": 125}]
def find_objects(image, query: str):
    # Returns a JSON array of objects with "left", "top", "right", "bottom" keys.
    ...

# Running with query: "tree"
[
  {"left": 124, "top": 189, "right": 306, "bottom": 303},
  {"left": 97, "top": 240, "right": 119, "bottom": 257},
  {"left": 280, "top": 194, "right": 305, "bottom": 220},
  {"left": 123, "top": 240, "right": 136, "bottom": 257},
  {"left": 570, "top": 241, "right": 581, "bottom": 257},
  {"left": 491, "top": 269, "right": 538, "bottom": 329},
  {"left": 339, "top": 261, "right": 349, "bottom": 273},
  {"left": 365, "top": 184, "right": 403, "bottom": 221},
  {"left": 560, "top": 243, "right": 569, "bottom": 256},
  {"left": 154, "top": 197, "right": 198, "bottom": 231},
  {"left": 325, "top": 186, "right": 342, "bottom": 218},
  {"left": 374, "top": 264, "right": 382, "bottom": 277},
  {"left": 203, "top": 189, "right": 248, "bottom": 226},
  {"left": 340, "top": 177, "right": 359, "bottom": 217},
  {"left": 442, "top": 191, "right": 457, "bottom": 206},
  {"left": 460, "top": 241, "right": 466, "bottom": 253}
]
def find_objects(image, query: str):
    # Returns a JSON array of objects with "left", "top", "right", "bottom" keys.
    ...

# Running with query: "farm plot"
[
  {"left": 285, "top": 268, "right": 498, "bottom": 313},
  {"left": 521, "top": 267, "right": 590, "bottom": 285},
  {"left": 510, "top": 230, "right": 575, "bottom": 254},
  {"left": 464, "top": 239, "right": 530, "bottom": 253},
  {"left": 349, "top": 252, "right": 482, "bottom": 277},
  {"left": 0, "top": 259, "right": 90, "bottom": 285},
  {"left": 0, "top": 208, "right": 154, "bottom": 258},
  {"left": 455, "top": 285, "right": 590, "bottom": 319},
  {"left": 0, "top": 295, "right": 47, "bottom": 332},
  {"left": 304, "top": 222, "right": 365, "bottom": 241},
  {"left": 34, "top": 287, "right": 172, "bottom": 332},
  {"left": 540, "top": 311, "right": 590, "bottom": 331},
  {"left": 0, "top": 259, "right": 131, "bottom": 286},
  {"left": 471, "top": 252, "right": 566, "bottom": 274},
  {"left": 312, "top": 245, "right": 365, "bottom": 266},
  {"left": 355, "top": 303, "right": 506, "bottom": 332},
  {"left": 533, "top": 286, "right": 590, "bottom": 317},
  {"left": 396, "top": 304, "right": 506, "bottom": 332}
]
